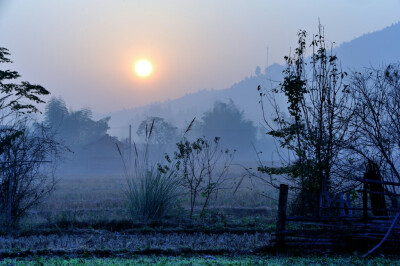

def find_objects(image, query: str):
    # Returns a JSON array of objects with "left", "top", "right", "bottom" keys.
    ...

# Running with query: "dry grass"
[
  {"left": 0, "top": 231, "right": 271, "bottom": 252},
  {"left": 25, "top": 174, "right": 128, "bottom": 226},
  {"left": 21, "top": 163, "right": 277, "bottom": 227}
]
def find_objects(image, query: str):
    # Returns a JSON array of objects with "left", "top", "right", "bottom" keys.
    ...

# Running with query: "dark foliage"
[
  {"left": 201, "top": 100, "right": 257, "bottom": 154},
  {"left": 136, "top": 116, "right": 178, "bottom": 145},
  {"left": 0, "top": 47, "right": 50, "bottom": 118},
  {"left": 44, "top": 97, "right": 110, "bottom": 149}
]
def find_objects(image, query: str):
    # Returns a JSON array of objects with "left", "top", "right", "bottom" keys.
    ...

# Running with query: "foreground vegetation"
[{"left": 2, "top": 255, "right": 400, "bottom": 265}]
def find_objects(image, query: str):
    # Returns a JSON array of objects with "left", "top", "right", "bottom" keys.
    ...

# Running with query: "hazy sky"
[{"left": 1, "top": 0, "right": 400, "bottom": 113}]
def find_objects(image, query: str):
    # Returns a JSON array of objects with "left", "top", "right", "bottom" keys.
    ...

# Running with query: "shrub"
[
  {"left": 166, "top": 136, "right": 234, "bottom": 219},
  {"left": 0, "top": 47, "right": 61, "bottom": 229},
  {"left": 0, "top": 120, "right": 64, "bottom": 227}
]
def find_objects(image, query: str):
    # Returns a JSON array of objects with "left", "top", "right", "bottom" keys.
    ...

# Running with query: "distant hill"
[
  {"left": 335, "top": 22, "right": 400, "bottom": 70},
  {"left": 105, "top": 22, "right": 400, "bottom": 140}
]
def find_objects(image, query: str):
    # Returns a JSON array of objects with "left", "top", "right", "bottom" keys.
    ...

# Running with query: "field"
[
  {"left": 25, "top": 163, "right": 277, "bottom": 226},
  {"left": 0, "top": 168, "right": 281, "bottom": 263},
  {"left": 0, "top": 168, "right": 391, "bottom": 264}
]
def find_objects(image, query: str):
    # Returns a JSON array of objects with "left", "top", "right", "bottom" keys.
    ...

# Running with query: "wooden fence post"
[
  {"left": 363, "top": 181, "right": 368, "bottom": 223},
  {"left": 276, "top": 184, "right": 289, "bottom": 247},
  {"left": 7, "top": 165, "right": 14, "bottom": 231}
]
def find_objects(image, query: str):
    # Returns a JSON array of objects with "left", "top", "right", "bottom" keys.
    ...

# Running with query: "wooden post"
[
  {"left": 339, "top": 192, "right": 344, "bottom": 216},
  {"left": 276, "top": 184, "right": 289, "bottom": 247},
  {"left": 363, "top": 181, "right": 368, "bottom": 223},
  {"left": 7, "top": 165, "right": 14, "bottom": 231},
  {"left": 129, "top": 125, "right": 132, "bottom": 170}
]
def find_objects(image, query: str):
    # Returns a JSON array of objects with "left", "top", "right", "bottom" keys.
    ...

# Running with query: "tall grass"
[
  {"left": 116, "top": 119, "right": 181, "bottom": 222},
  {"left": 124, "top": 165, "right": 180, "bottom": 221}
]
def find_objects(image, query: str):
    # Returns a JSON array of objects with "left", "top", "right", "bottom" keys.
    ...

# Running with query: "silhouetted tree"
[
  {"left": 45, "top": 97, "right": 110, "bottom": 148},
  {"left": 201, "top": 100, "right": 257, "bottom": 153},
  {"left": 0, "top": 120, "right": 64, "bottom": 225},
  {"left": 0, "top": 47, "right": 51, "bottom": 159},
  {"left": 136, "top": 117, "right": 178, "bottom": 145},
  {"left": 0, "top": 47, "right": 50, "bottom": 118}
]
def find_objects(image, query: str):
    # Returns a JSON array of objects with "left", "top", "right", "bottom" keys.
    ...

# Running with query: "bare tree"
[{"left": 349, "top": 63, "right": 400, "bottom": 205}]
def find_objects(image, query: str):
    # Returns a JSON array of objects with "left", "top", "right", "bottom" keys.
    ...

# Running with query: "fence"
[{"left": 275, "top": 178, "right": 400, "bottom": 255}]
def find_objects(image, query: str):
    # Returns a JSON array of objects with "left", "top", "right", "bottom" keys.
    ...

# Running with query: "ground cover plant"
[{"left": 2, "top": 255, "right": 400, "bottom": 265}]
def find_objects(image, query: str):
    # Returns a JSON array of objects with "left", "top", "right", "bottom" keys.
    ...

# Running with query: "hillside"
[{"left": 335, "top": 22, "right": 400, "bottom": 70}]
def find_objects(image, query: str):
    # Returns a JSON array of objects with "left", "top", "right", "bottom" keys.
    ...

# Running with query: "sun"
[{"left": 134, "top": 59, "right": 153, "bottom": 77}]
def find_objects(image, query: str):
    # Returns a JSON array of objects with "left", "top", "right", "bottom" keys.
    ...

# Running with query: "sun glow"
[{"left": 134, "top": 59, "right": 153, "bottom": 77}]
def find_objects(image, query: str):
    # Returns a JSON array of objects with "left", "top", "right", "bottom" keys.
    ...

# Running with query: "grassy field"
[
  {"left": 2, "top": 255, "right": 399, "bottom": 265},
  {"left": 0, "top": 170, "right": 282, "bottom": 262},
  {"left": 23, "top": 167, "right": 278, "bottom": 228},
  {"left": 5, "top": 167, "right": 387, "bottom": 263}
]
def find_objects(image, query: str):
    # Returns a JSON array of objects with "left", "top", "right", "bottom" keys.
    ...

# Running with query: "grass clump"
[
  {"left": 117, "top": 118, "right": 181, "bottom": 222},
  {"left": 124, "top": 164, "right": 180, "bottom": 222}
]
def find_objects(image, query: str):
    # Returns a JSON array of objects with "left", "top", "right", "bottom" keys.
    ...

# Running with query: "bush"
[
  {"left": 0, "top": 47, "right": 61, "bottom": 229},
  {"left": 166, "top": 136, "right": 234, "bottom": 219},
  {"left": 0, "top": 120, "right": 64, "bottom": 227}
]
